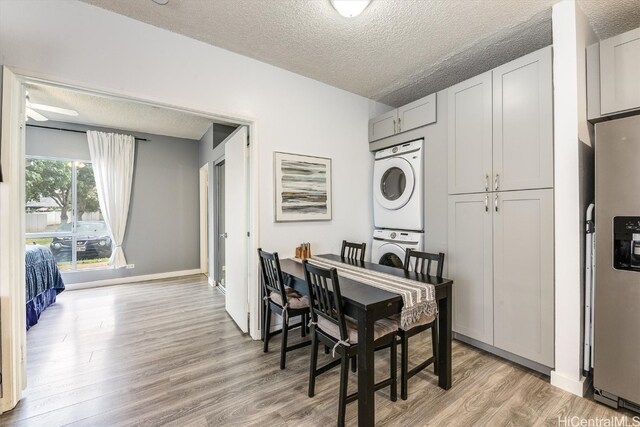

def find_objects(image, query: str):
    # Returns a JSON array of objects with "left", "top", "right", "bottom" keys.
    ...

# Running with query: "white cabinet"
[
  {"left": 446, "top": 46, "right": 555, "bottom": 368},
  {"left": 493, "top": 189, "right": 554, "bottom": 366},
  {"left": 448, "top": 193, "right": 494, "bottom": 345},
  {"left": 493, "top": 47, "right": 553, "bottom": 191},
  {"left": 369, "top": 110, "right": 398, "bottom": 142},
  {"left": 397, "top": 93, "right": 437, "bottom": 133},
  {"left": 448, "top": 47, "right": 553, "bottom": 195},
  {"left": 369, "top": 93, "right": 436, "bottom": 142},
  {"left": 600, "top": 27, "right": 640, "bottom": 115},
  {"left": 447, "top": 72, "right": 493, "bottom": 195}
]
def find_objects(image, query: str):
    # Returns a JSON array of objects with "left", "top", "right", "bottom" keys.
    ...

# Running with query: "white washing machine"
[
  {"left": 373, "top": 139, "right": 423, "bottom": 231},
  {"left": 371, "top": 229, "right": 424, "bottom": 269}
]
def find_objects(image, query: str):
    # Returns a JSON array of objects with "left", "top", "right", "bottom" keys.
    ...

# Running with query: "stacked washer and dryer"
[{"left": 371, "top": 139, "right": 424, "bottom": 268}]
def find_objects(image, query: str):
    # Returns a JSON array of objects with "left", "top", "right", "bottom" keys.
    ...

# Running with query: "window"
[{"left": 25, "top": 157, "right": 112, "bottom": 271}]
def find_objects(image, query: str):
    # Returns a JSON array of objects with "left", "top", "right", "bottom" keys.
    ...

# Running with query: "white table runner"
[{"left": 307, "top": 256, "right": 437, "bottom": 329}]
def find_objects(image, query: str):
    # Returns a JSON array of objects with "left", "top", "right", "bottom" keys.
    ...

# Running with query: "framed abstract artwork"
[{"left": 274, "top": 152, "right": 332, "bottom": 222}]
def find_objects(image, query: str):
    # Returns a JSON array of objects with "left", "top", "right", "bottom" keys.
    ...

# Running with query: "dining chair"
[
  {"left": 303, "top": 260, "right": 397, "bottom": 427},
  {"left": 397, "top": 249, "right": 445, "bottom": 400},
  {"left": 258, "top": 248, "right": 311, "bottom": 369},
  {"left": 340, "top": 240, "right": 366, "bottom": 263}
]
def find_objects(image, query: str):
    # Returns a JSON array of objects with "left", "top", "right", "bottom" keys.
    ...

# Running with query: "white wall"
[
  {"left": 551, "top": 0, "right": 597, "bottom": 396},
  {"left": 0, "top": 1, "right": 388, "bottom": 268}
]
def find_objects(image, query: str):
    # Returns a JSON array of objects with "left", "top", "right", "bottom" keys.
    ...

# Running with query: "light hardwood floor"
[{"left": 0, "top": 275, "right": 633, "bottom": 426}]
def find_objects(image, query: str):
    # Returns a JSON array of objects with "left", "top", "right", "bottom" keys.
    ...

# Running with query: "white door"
[{"left": 224, "top": 127, "right": 249, "bottom": 333}]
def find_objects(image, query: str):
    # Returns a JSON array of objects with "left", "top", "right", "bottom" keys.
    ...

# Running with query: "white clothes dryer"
[
  {"left": 371, "top": 229, "right": 424, "bottom": 269},
  {"left": 373, "top": 139, "right": 423, "bottom": 231}
]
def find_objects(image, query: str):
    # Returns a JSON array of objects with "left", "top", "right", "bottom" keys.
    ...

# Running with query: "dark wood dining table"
[{"left": 279, "top": 253, "right": 453, "bottom": 427}]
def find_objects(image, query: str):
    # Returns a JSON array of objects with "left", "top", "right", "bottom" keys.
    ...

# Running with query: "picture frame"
[{"left": 274, "top": 152, "right": 332, "bottom": 222}]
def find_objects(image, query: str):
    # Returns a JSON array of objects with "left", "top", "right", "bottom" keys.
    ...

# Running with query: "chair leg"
[
  {"left": 308, "top": 330, "right": 318, "bottom": 398},
  {"left": 350, "top": 355, "right": 357, "bottom": 373},
  {"left": 338, "top": 353, "right": 350, "bottom": 427},
  {"left": 400, "top": 332, "right": 409, "bottom": 400},
  {"left": 263, "top": 303, "right": 271, "bottom": 353},
  {"left": 390, "top": 335, "right": 397, "bottom": 402},
  {"left": 432, "top": 323, "right": 438, "bottom": 375},
  {"left": 280, "top": 314, "right": 289, "bottom": 370},
  {"left": 301, "top": 313, "right": 307, "bottom": 338},
  {"left": 324, "top": 344, "right": 330, "bottom": 354}
]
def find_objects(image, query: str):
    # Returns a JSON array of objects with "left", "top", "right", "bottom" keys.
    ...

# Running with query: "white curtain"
[{"left": 87, "top": 131, "right": 135, "bottom": 268}]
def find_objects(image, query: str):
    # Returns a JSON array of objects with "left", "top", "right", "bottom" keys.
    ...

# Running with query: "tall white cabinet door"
[
  {"left": 448, "top": 72, "right": 493, "bottom": 195},
  {"left": 369, "top": 110, "right": 398, "bottom": 142},
  {"left": 493, "top": 189, "right": 554, "bottom": 366},
  {"left": 448, "top": 193, "right": 494, "bottom": 344},
  {"left": 493, "top": 47, "right": 553, "bottom": 192},
  {"left": 397, "top": 93, "right": 436, "bottom": 133},
  {"left": 600, "top": 27, "right": 640, "bottom": 115}
]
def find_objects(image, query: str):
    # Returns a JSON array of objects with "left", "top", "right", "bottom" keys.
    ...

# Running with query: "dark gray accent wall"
[
  {"left": 26, "top": 121, "right": 200, "bottom": 284},
  {"left": 198, "top": 123, "right": 236, "bottom": 167}
]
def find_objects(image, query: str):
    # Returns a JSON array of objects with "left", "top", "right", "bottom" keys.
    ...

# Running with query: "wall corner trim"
[
  {"left": 64, "top": 269, "right": 202, "bottom": 291},
  {"left": 550, "top": 370, "right": 590, "bottom": 397}
]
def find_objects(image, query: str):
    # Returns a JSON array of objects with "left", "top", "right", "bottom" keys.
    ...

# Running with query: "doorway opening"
[{"left": 0, "top": 68, "right": 261, "bottom": 413}]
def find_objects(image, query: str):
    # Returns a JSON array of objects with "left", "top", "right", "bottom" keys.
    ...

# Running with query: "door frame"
[
  {"left": 213, "top": 156, "right": 225, "bottom": 289},
  {"left": 0, "top": 66, "right": 263, "bottom": 412},
  {"left": 199, "top": 163, "right": 210, "bottom": 278}
]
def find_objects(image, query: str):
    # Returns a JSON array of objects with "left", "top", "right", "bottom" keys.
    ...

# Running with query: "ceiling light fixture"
[
  {"left": 151, "top": 0, "right": 169, "bottom": 5},
  {"left": 330, "top": 0, "right": 371, "bottom": 18}
]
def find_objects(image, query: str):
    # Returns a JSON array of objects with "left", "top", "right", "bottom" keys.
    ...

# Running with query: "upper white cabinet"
[
  {"left": 397, "top": 93, "right": 437, "bottom": 133},
  {"left": 600, "top": 27, "right": 640, "bottom": 115},
  {"left": 493, "top": 47, "right": 553, "bottom": 191},
  {"left": 447, "top": 72, "right": 493, "bottom": 195},
  {"left": 448, "top": 46, "right": 553, "bottom": 195},
  {"left": 369, "top": 110, "right": 398, "bottom": 142},
  {"left": 369, "top": 93, "right": 436, "bottom": 142}
]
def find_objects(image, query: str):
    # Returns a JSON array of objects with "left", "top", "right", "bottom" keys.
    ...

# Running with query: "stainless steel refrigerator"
[{"left": 594, "top": 115, "right": 640, "bottom": 412}]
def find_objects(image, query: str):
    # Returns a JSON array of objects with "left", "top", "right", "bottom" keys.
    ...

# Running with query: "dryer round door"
[
  {"left": 377, "top": 243, "right": 406, "bottom": 269},
  {"left": 373, "top": 157, "right": 415, "bottom": 210}
]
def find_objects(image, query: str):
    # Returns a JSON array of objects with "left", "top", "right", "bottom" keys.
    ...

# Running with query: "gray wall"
[
  {"left": 198, "top": 123, "right": 236, "bottom": 167},
  {"left": 26, "top": 121, "right": 201, "bottom": 284}
]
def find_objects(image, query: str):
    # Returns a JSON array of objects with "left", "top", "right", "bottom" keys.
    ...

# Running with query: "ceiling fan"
[{"left": 25, "top": 93, "right": 78, "bottom": 122}]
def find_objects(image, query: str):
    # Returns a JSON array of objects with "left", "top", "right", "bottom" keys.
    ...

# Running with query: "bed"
[{"left": 26, "top": 245, "right": 65, "bottom": 330}]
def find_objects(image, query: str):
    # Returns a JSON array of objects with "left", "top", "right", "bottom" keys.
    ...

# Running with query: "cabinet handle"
[
  {"left": 485, "top": 194, "right": 489, "bottom": 212},
  {"left": 494, "top": 174, "right": 500, "bottom": 191},
  {"left": 398, "top": 117, "right": 402, "bottom": 132},
  {"left": 485, "top": 174, "right": 489, "bottom": 192},
  {"left": 495, "top": 194, "right": 499, "bottom": 212},
  {"left": 393, "top": 119, "right": 397, "bottom": 134}
]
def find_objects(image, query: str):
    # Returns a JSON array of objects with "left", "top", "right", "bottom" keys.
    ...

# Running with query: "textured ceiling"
[
  {"left": 25, "top": 83, "right": 215, "bottom": 140},
  {"left": 81, "top": 0, "right": 640, "bottom": 107}
]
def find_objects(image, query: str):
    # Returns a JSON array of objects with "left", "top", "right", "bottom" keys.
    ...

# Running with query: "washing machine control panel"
[
  {"left": 374, "top": 139, "right": 422, "bottom": 160},
  {"left": 373, "top": 229, "right": 422, "bottom": 244}
]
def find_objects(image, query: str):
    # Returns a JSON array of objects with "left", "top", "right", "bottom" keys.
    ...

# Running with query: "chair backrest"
[
  {"left": 404, "top": 249, "right": 445, "bottom": 277},
  {"left": 302, "top": 260, "right": 349, "bottom": 342},
  {"left": 258, "top": 248, "right": 287, "bottom": 303},
  {"left": 341, "top": 240, "right": 366, "bottom": 263}
]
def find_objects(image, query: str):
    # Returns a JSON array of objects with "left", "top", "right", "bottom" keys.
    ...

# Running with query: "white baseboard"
[
  {"left": 65, "top": 269, "right": 202, "bottom": 291},
  {"left": 550, "top": 370, "right": 590, "bottom": 397}
]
